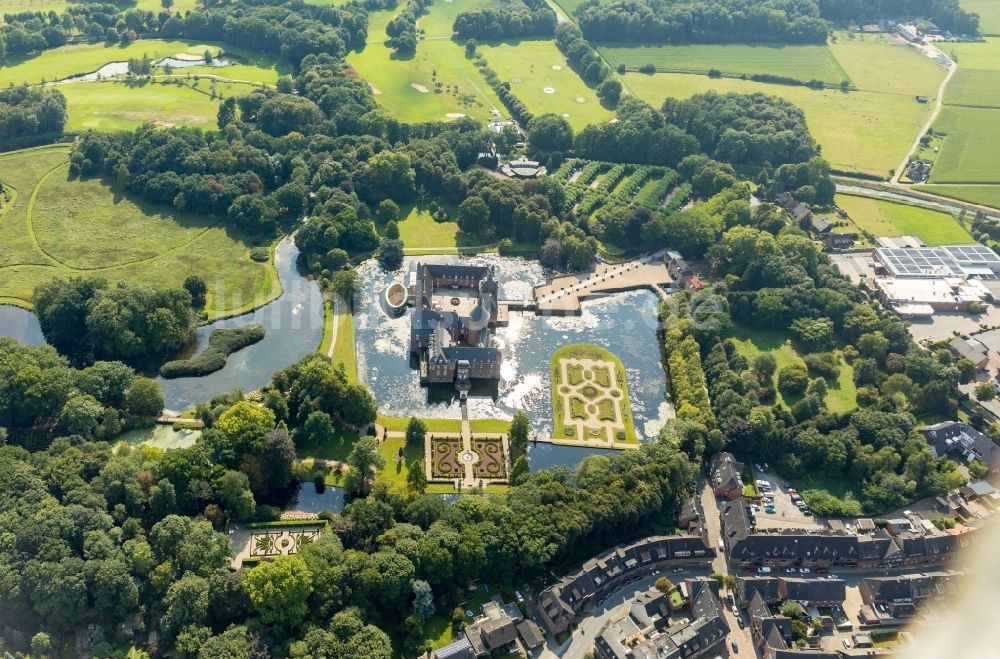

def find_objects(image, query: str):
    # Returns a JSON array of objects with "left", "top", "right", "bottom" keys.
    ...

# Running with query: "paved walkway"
[{"left": 533, "top": 251, "right": 673, "bottom": 314}]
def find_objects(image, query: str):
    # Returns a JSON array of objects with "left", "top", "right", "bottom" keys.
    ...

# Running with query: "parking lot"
[{"left": 749, "top": 469, "right": 825, "bottom": 531}]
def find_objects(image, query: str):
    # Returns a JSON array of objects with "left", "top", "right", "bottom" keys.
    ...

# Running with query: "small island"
[
  {"left": 550, "top": 343, "right": 638, "bottom": 444},
  {"left": 159, "top": 324, "right": 266, "bottom": 378}
]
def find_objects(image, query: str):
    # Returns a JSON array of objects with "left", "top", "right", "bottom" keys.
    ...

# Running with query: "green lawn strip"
[
  {"left": 623, "top": 71, "right": 933, "bottom": 178},
  {"left": 726, "top": 324, "right": 856, "bottom": 412},
  {"left": 946, "top": 37, "right": 1000, "bottom": 70},
  {"left": 394, "top": 205, "right": 461, "bottom": 249},
  {"left": 348, "top": 38, "right": 501, "bottom": 123},
  {"left": 599, "top": 43, "right": 848, "bottom": 84},
  {"left": 835, "top": 193, "right": 973, "bottom": 244},
  {"left": 332, "top": 300, "right": 357, "bottom": 382},
  {"left": 475, "top": 39, "right": 614, "bottom": 131},
  {"left": 921, "top": 185, "right": 1000, "bottom": 208},
  {"left": 550, "top": 343, "right": 639, "bottom": 444},
  {"left": 0, "top": 40, "right": 222, "bottom": 86},
  {"left": 377, "top": 415, "right": 510, "bottom": 433},
  {"left": 944, "top": 68, "right": 1000, "bottom": 108},
  {"left": 417, "top": 0, "right": 492, "bottom": 37},
  {"left": 929, "top": 106, "right": 1000, "bottom": 183},
  {"left": 319, "top": 299, "right": 336, "bottom": 355}
]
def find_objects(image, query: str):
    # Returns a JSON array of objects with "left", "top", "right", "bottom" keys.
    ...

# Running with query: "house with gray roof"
[
  {"left": 921, "top": 421, "right": 1000, "bottom": 474},
  {"left": 709, "top": 452, "right": 745, "bottom": 500}
]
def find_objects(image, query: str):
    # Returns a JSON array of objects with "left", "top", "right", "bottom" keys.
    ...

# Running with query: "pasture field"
[
  {"left": 599, "top": 43, "right": 848, "bottom": 83},
  {"left": 0, "top": 41, "right": 221, "bottom": 86},
  {"left": 946, "top": 68, "right": 1000, "bottom": 107},
  {"left": 836, "top": 193, "right": 973, "bottom": 244},
  {"left": 0, "top": 148, "right": 277, "bottom": 317},
  {"left": 0, "top": 0, "right": 198, "bottom": 20},
  {"left": 417, "top": 0, "right": 491, "bottom": 36},
  {"left": 61, "top": 78, "right": 259, "bottom": 132},
  {"left": 726, "top": 325, "right": 857, "bottom": 413},
  {"left": 624, "top": 72, "right": 932, "bottom": 177},
  {"left": 922, "top": 185, "right": 1000, "bottom": 208},
  {"left": 476, "top": 39, "right": 614, "bottom": 130},
  {"left": 961, "top": 0, "right": 1000, "bottom": 34},
  {"left": 929, "top": 106, "right": 1000, "bottom": 183},
  {"left": 947, "top": 37, "right": 1000, "bottom": 70},
  {"left": 347, "top": 39, "right": 502, "bottom": 123},
  {"left": 829, "top": 32, "right": 945, "bottom": 95}
]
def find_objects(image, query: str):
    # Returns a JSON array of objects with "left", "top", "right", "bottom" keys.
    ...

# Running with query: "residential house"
[
  {"left": 516, "top": 620, "right": 544, "bottom": 651},
  {"left": 777, "top": 578, "right": 846, "bottom": 606},
  {"left": 822, "top": 232, "right": 857, "bottom": 250},
  {"left": 947, "top": 337, "right": 990, "bottom": 370},
  {"left": 709, "top": 452, "right": 745, "bottom": 500},
  {"left": 920, "top": 421, "right": 1000, "bottom": 474}
]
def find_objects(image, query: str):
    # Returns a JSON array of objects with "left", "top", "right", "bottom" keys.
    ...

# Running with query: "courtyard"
[
  {"left": 427, "top": 433, "right": 510, "bottom": 487},
  {"left": 551, "top": 343, "right": 638, "bottom": 444}
]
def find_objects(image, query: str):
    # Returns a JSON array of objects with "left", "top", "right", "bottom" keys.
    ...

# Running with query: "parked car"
[
  {"left": 787, "top": 487, "right": 798, "bottom": 494},
  {"left": 843, "top": 639, "right": 852, "bottom": 649},
  {"left": 816, "top": 568, "right": 829, "bottom": 574},
  {"left": 731, "top": 641, "right": 739, "bottom": 653},
  {"left": 799, "top": 568, "right": 811, "bottom": 574},
  {"left": 765, "top": 506, "right": 776, "bottom": 514},
  {"left": 786, "top": 568, "right": 797, "bottom": 573},
  {"left": 515, "top": 590, "right": 524, "bottom": 603},
  {"left": 652, "top": 569, "right": 660, "bottom": 575},
  {"left": 758, "top": 567, "right": 772, "bottom": 574},
  {"left": 737, "top": 617, "right": 745, "bottom": 629},
  {"left": 802, "top": 509, "right": 813, "bottom": 516},
  {"left": 672, "top": 567, "right": 686, "bottom": 573},
  {"left": 754, "top": 463, "right": 764, "bottom": 472},
  {"left": 828, "top": 574, "right": 841, "bottom": 580},
  {"left": 731, "top": 606, "right": 740, "bottom": 617}
]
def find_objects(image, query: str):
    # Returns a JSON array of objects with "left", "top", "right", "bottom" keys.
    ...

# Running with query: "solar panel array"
[{"left": 875, "top": 245, "right": 1000, "bottom": 278}]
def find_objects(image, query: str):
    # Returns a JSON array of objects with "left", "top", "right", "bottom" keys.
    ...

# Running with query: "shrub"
[
  {"left": 638, "top": 63, "right": 656, "bottom": 74},
  {"left": 803, "top": 352, "right": 840, "bottom": 379},
  {"left": 250, "top": 247, "right": 270, "bottom": 262},
  {"left": 159, "top": 324, "right": 265, "bottom": 377},
  {"left": 777, "top": 365, "right": 809, "bottom": 396}
]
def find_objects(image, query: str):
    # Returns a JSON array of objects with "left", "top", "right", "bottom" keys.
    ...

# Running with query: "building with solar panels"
[{"left": 871, "top": 242, "right": 1000, "bottom": 316}]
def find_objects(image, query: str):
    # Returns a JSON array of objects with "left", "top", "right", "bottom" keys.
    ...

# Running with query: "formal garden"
[
  {"left": 430, "top": 436, "right": 464, "bottom": 479},
  {"left": 247, "top": 525, "right": 322, "bottom": 559},
  {"left": 551, "top": 343, "right": 638, "bottom": 443},
  {"left": 471, "top": 437, "right": 508, "bottom": 480}
]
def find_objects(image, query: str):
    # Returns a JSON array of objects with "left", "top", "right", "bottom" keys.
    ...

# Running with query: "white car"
[
  {"left": 731, "top": 606, "right": 740, "bottom": 617},
  {"left": 828, "top": 575, "right": 841, "bottom": 580},
  {"left": 799, "top": 568, "right": 811, "bottom": 574}
]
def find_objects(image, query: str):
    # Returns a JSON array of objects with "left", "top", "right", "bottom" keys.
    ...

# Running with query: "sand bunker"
[
  {"left": 563, "top": 113, "right": 570, "bottom": 118},
  {"left": 552, "top": 65, "right": 562, "bottom": 70},
  {"left": 173, "top": 52, "right": 205, "bottom": 62},
  {"left": 576, "top": 96, "right": 586, "bottom": 103},
  {"left": 445, "top": 113, "right": 466, "bottom": 118},
  {"left": 411, "top": 82, "right": 430, "bottom": 93},
  {"left": 369, "top": 83, "right": 383, "bottom": 95},
  {"left": 543, "top": 87, "right": 556, "bottom": 94}
]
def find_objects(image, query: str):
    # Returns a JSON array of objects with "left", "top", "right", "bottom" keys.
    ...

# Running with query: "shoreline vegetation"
[{"left": 159, "top": 324, "right": 266, "bottom": 378}]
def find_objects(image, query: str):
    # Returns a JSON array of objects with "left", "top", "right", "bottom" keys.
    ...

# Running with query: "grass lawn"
[
  {"left": 946, "top": 37, "right": 1000, "bottom": 70},
  {"left": 477, "top": 39, "right": 614, "bottom": 130},
  {"left": 347, "top": 38, "right": 502, "bottom": 123},
  {"left": 396, "top": 206, "right": 463, "bottom": 249},
  {"left": 726, "top": 325, "right": 857, "bottom": 412},
  {"left": 332, "top": 301, "right": 357, "bottom": 382},
  {"left": 0, "top": 148, "right": 277, "bottom": 318},
  {"left": 600, "top": 43, "right": 848, "bottom": 83},
  {"left": 961, "top": 0, "right": 1000, "bottom": 33},
  {"left": 930, "top": 106, "right": 1000, "bottom": 183},
  {"left": 377, "top": 437, "right": 420, "bottom": 491},
  {"left": 624, "top": 72, "right": 934, "bottom": 178},
  {"left": 836, "top": 193, "right": 972, "bottom": 244},
  {"left": 0, "top": 41, "right": 221, "bottom": 86},
  {"left": 377, "top": 415, "right": 511, "bottom": 434},
  {"left": 945, "top": 68, "right": 1000, "bottom": 107},
  {"left": 295, "top": 421, "right": 359, "bottom": 462},
  {"left": 0, "top": 0, "right": 198, "bottom": 20},
  {"left": 922, "top": 185, "right": 1000, "bottom": 208},
  {"left": 829, "top": 32, "right": 945, "bottom": 95},
  {"left": 417, "top": 0, "right": 491, "bottom": 37},
  {"left": 59, "top": 78, "right": 259, "bottom": 132}
]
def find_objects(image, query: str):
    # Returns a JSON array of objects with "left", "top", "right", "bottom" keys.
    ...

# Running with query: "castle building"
[{"left": 408, "top": 263, "right": 503, "bottom": 390}]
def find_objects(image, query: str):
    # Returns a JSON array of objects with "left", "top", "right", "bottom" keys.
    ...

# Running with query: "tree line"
[
  {"left": 818, "top": 0, "right": 979, "bottom": 35},
  {"left": 0, "top": 87, "right": 67, "bottom": 141},
  {"left": 453, "top": 0, "right": 556, "bottom": 40}
]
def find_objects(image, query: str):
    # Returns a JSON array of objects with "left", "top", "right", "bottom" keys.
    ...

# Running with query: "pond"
[
  {"left": 155, "top": 56, "right": 230, "bottom": 69},
  {"left": 117, "top": 424, "right": 201, "bottom": 450},
  {"left": 286, "top": 482, "right": 346, "bottom": 514},
  {"left": 354, "top": 255, "right": 672, "bottom": 469},
  {"left": 157, "top": 236, "right": 325, "bottom": 411},
  {"left": 0, "top": 304, "right": 44, "bottom": 345}
]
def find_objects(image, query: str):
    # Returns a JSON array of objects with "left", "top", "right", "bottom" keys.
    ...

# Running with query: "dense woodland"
[
  {"left": 453, "top": 0, "right": 556, "bottom": 40},
  {"left": 0, "top": 87, "right": 66, "bottom": 140},
  {"left": 574, "top": 0, "right": 979, "bottom": 44}
]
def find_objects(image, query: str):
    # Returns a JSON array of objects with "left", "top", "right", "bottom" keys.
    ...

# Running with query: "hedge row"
[
  {"left": 159, "top": 324, "right": 266, "bottom": 378},
  {"left": 660, "top": 295, "right": 716, "bottom": 428}
]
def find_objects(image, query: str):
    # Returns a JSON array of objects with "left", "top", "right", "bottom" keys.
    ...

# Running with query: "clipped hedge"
[
  {"left": 159, "top": 324, "right": 265, "bottom": 378},
  {"left": 245, "top": 519, "right": 327, "bottom": 529}
]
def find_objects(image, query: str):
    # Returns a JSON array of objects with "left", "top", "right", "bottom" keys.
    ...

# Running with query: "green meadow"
[
  {"left": 476, "top": 39, "right": 614, "bottom": 130},
  {"left": 417, "top": 0, "right": 491, "bottom": 37},
  {"left": 835, "top": 193, "right": 973, "bottom": 245},
  {"left": 600, "top": 43, "right": 849, "bottom": 83},
  {"left": 347, "top": 38, "right": 502, "bottom": 123},
  {"left": 961, "top": 0, "right": 1000, "bottom": 34},
  {"left": 922, "top": 185, "right": 1000, "bottom": 208},
  {"left": 60, "top": 78, "right": 261, "bottom": 132},
  {"left": 0, "top": 147, "right": 277, "bottom": 317},
  {"left": 0, "top": 41, "right": 221, "bottom": 86},
  {"left": 0, "top": 0, "right": 198, "bottom": 20},
  {"left": 946, "top": 68, "right": 1000, "bottom": 107},
  {"left": 930, "top": 106, "right": 1000, "bottom": 183}
]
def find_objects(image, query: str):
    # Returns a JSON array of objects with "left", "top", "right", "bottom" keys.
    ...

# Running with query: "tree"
[
  {"left": 975, "top": 382, "right": 996, "bottom": 401},
  {"left": 377, "top": 239, "right": 405, "bottom": 271},
  {"left": 405, "top": 417, "right": 427, "bottom": 447},
  {"left": 465, "top": 38, "right": 477, "bottom": 56},
  {"left": 331, "top": 269, "right": 359, "bottom": 307},
  {"left": 777, "top": 365, "right": 809, "bottom": 396},
  {"left": 509, "top": 410, "right": 530, "bottom": 453},
  {"left": 125, "top": 377, "right": 164, "bottom": 420},
  {"left": 509, "top": 455, "right": 529, "bottom": 485},
  {"left": 457, "top": 196, "right": 491, "bottom": 237},
  {"left": 61, "top": 394, "right": 105, "bottom": 438},
  {"left": 31, "top": 632, "right": 52, "bottom": 656},
  {"left": 597, "top": 79, "right": 623, "bottom": 106},
  {"left": 969, "top": 459, "right": 989, "bottom": 480},
  {"left": 412, "top": 579, "right": 435, "bottom": 619},
  {"left": 376, "top": 199, "right": 400, "bottom": 224},
  {"left": 163, "top": 573, "right": 210, "bottom": 637},
  {"left": 199, "top": 625, "right": 252, "bottom": 658},
  {"left": 218, "top": 97, "right": 237, "bottom": 129},
  {"left": 213, "top": 401, "right": 275, "bottom": 463},
  {"left": 527, "top": 114, "right": 573, "bottom": 152},
  {"left": 216, "top": 470, "right": 256, "bottom": 521},
  {"left": 297, "top": 411, "right": 335, "bottom": 449},
  {"left": 184, "top": 275, "right": 208, "bottom": 308},
  {"left": 406, "top": 460, "right": 427, "bottom": 494},
  {"left": 344, "top": 436, "right": 384, "bottom": 497},
  {"left": 243, "top": 555, "right": 314, "bottom": 630},
  {"left": 161, "top": 0, "right": 174, "bottom": 9},
  {"left": 654, "top": 577, "right": 674, "bottom": 593}
]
